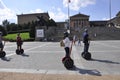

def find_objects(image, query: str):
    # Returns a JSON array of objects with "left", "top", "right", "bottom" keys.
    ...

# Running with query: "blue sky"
[{"left": 0, "top": 0, "right": 120, "bottom": 24}]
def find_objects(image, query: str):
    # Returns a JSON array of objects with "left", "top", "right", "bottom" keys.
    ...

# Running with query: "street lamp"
[
  {"left": 109, "top": 0, "right": 111, "bottom": 27},
  {"left": 67, "top": 0, "right": 70, "bottom": 34}
]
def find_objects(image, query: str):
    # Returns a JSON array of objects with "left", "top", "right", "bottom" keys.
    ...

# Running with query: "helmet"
[
  {"left": 64, "top": 32, "right": 69, "bottom": 37},
  {"left": 84, "top": 29, "right": 88, "bottom": 32},
  {"left": 17, "top": 33, "right": 20, "bottom": 36}
]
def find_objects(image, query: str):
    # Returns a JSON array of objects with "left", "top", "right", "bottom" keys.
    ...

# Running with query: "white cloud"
[
  {"left": 0, "top": 0, "right": 68, "bottom": 24},
  {"left": 63, "top": 0, "right": 96, "bottom": 11},
  {"left": 0, "top": 0, "right": 17, "bottom": 24},
  {"left": 30, "top": 8, "right": 68, "bottom": 22},
  {"left": 102, "top": 17, "right": 109, "bottom": 20},
  {"left": 49, "top": 8, "right": 68, "bottom": 22},
  {"left": 30, "top": 9, "right": 44, "bottom": 13}
]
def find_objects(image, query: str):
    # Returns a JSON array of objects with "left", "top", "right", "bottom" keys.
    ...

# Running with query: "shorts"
[{"left": 17, "top": 41, "right": 23, "bottom": 46}]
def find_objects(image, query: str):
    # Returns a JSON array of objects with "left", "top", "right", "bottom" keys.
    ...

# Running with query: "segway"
[
  {"left": 16, "top": 40, "right": 24, "bottom": 55},
  {"left": 62, "top": 41, "right": 74, "bottom": 69},
  {"left": 81, "top": 52, "right": 91, "bottom": 60},
  {"left": 0, "top": 41, "right": 6, "bottom": 58},
  {"left": 16, "top": 48, "right": 24, "bottom": 55},
  {"left": 62, "top": 57, "right": 74, "bottom": 69}
]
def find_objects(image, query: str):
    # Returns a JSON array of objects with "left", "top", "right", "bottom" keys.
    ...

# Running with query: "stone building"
[
  {"left": 17, "top": 13, "right": 50, "bottom": 24},
  {"left": 70, "top": 13, "right": 90, "bottom": 29},
  {"left": 109, "top": 11, "right": 120, "bottom": 28},
  {"left": 90, "top": 21, "right": 108, "bottom": 27}
]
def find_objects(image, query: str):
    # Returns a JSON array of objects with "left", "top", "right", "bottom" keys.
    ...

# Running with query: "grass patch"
[{"left": 4, "top": 33, "right": 30, "bottom": 41}]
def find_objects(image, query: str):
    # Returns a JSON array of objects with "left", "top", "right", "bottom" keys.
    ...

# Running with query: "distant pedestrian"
[
  {"left": 73, "top": 35, "right": 76, "bottom": 45},
  {"left": 78, "top": 38, "right": 81, "bottom": 46},
  {"left": 83, "top": 29, "right": 90, "bottom": 53},
  {"left": 94, "top": 33, "right": 97, "bottom": 37}
]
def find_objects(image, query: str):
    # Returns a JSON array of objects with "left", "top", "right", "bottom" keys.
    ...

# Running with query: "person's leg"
[
  {"left": 86, "top": 43, "right": 89, "bottom": 52},
  {"left": 17, "top": 44, "right": 19, "bottom": 49},
  {"left": 0, "top": 43, "right": 3, "bottom": 51},
  {"left": 20, "top": 45, "right": 22, "bottom": 50},
  {"left": 84, "top": 43, "right": 86, "bottom": 52},
  {"left": 65, "top": 47, "right": 70, "bottom": 57}
]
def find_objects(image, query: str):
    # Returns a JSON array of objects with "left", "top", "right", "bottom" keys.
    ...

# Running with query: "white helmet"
[{"left": 84, "top": 29, "right": 88, "bottom": 32}]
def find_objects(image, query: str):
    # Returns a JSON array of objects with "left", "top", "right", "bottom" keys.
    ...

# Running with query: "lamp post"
[
  {"left": 67, "top": 0, "right": 70, "bottom": 34},
  {"left": 109, "top": 0, "right": 111, "bottom": 27}
]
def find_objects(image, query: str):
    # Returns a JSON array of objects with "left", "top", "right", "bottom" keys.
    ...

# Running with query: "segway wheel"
[
  {"left": 62, "top": 57, "right": 67, "bottom": 63},
  {"left": 84, "top": 52, "right": 91, "bottom": 60},
  {"left": 81, "top": 52, "right": 85, "bottom": 58},
  {"left": 64, "top": 58, "right": 74, "bottom": 69},
  {"left": 0, "top": 51, "right": 6, "bottom": 58},
  {"left": 20, "top": 49, "right": 24, "bottom": 54},
  {"left": 16, "top": 49, "right": 20, "bottom": 55}
]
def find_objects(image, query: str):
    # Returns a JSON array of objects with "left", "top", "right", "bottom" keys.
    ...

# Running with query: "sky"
[{"left": 0, "top": 0, "right": 120, "bottom": 24}]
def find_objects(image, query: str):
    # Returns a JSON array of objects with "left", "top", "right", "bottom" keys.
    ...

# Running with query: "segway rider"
[
  {"left": 83, "top": 29, "right": 90, "bottom": 53},
  {"left": 16, "top": 33, "right": 23, "bottom": 50},
  {"left": 0, "top": 32, "right": 3, "bottom": 51},
  {"left": 63, "top": 32, "right": 71, "bottom": 57}
]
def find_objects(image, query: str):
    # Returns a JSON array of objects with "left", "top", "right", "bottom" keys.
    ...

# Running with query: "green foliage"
[
  {"left": 47, "top": 19, "right": 57, "bottom": 26},
  {"left": 2, "top": 19, "right": 10, "bottom": 27},
  {"left": 4, "top": 33, "right": 30, "bottom": 41},
  {"left": 29, "top": 21, "right": 36, "bottom": 38},
  {"left": 0, "top": 25, "right": 7, "bottom": 36}
]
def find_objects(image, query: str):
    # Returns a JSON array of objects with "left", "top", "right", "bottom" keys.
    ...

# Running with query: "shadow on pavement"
[
  {"left": 91, "top": 58, "right": 120, "bottom": 64},
  {"left": 1, "top": 57, "right": 12, "bottom": 62},
  {"left": 70, "top": 66, "right": 102, "bottom": 76},
  {"left": 21, "top": 53, "right": 29, "bottom": 57}
]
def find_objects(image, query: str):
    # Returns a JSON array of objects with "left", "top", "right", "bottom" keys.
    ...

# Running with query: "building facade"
[
  {"left": 110, "top": 11, "right": 120, "bottom": 28},
  {"left": 17, "top": 13, "right": 50, "bottom": 24},
  {"left": 90, "top": 21, "right": 108, "bottom": 27},
  {"left": 70, "top": 13, "right": 90, "bottom": 29}
]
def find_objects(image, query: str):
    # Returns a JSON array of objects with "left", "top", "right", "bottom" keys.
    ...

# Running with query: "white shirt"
[{"left": 63, "top": 37, "right": 71, "bottom": 48}]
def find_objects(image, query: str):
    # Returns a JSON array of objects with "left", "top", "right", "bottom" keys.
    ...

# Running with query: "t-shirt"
[
  {"left": 83, "top": 32, "right": 89, "bottom": 43},
  {"left": 16, "top": 36, "right": 22, "bottom": 42},
  {"left": 63, "top": 37, "right": 71, "bottom": 48}
]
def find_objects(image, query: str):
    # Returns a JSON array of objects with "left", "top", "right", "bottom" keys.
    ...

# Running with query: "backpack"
[{"left": 60, "top": 40, "right": 65, "bottom": 47}]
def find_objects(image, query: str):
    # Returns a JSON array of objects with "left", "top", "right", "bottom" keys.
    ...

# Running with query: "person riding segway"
[
  {"left": 82, "top": 29, "right": 91, "bottom": 60},
  {"left": 0, "top": 32, "right": 6, "bottom": 58},
  {"left": 60, "top": 32, "right": 74, "bottom": 69},
  {"left": 16, "top": 33, "right": 24, "bottom": 54}
]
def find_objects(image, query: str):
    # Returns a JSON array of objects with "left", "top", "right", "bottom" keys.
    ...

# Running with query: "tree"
[
  {"left": 2, "top": 19, "right": 10, "bottom": 33},
  {"left": 47, "top": 19, "right": 57, "bottom": 26},
  {"left": 9, "top": 23, "right": 17, "bottom": 31},
  {"left": 0, "top": 25, "right": 7, "bottom": 36},
  {"left": 2, "top": 19, "right": 10, "bottom": 27},
  {"left": 29, "top": 21, "right": 36, "bottom": 38}
]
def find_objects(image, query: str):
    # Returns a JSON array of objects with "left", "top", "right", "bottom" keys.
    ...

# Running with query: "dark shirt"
[{"left": 83, "top": 32, "right": 89, "bottom": 43}]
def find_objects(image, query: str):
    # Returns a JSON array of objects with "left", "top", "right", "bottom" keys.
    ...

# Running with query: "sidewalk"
[{"left": 0, "top": 72, "right": 120, "bottom": 80}]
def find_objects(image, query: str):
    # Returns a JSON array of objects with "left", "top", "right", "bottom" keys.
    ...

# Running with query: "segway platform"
[
  {"left": 16, "top": 49, "right": 24, "bottom": 55},
  {"left": 62, "top": 57, "right": 74, "bottom": 69},
  {"left": 81, "top": 52, "right": 91, "bottom": 60}
]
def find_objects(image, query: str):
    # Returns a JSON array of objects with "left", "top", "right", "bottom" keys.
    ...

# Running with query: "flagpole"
[
  {"left": 67, "top": 0, "right": 70, "bottom": 34},
  {"left": 109, "top": 0, "right": 111, "bottom": 27}
]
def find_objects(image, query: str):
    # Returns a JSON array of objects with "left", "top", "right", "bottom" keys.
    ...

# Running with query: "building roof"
[
  {"left": 70, "top": 13, "right": 89, "bottom": 18},
  {"left": 116, "top": 11, "right": 120, "bottom": 17},
  {"left": 17, "top": 12, "right": 50, "bottom": 18}
]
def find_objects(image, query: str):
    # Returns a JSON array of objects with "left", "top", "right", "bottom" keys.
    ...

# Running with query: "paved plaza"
[{"left": 0, "top": 40, "right": 120, "bottom": 79}]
